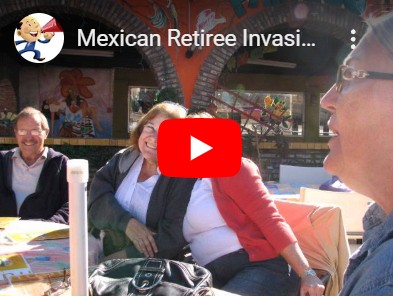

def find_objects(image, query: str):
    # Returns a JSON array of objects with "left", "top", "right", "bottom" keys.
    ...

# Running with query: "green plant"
[{"left": 154, "top": 87, "right": 181, "bottom": 104}]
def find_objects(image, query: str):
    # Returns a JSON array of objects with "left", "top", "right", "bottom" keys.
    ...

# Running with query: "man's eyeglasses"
[
  {"left": 16, "top": 129, "right": 44, "bottom": 136},
  {"left": 336, "top": 64, "right": 393, "bottom": 93}
]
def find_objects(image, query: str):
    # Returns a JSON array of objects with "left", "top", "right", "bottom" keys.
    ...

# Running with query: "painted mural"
[{"left": 19, "top": 67, "right": 113, "bottom": 138}]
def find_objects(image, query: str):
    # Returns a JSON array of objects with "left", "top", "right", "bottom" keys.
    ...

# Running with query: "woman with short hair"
[{"left": 88, "top": 102, "right": 195, "bottom": 260}]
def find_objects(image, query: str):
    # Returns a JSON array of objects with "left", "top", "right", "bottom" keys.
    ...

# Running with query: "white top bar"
[{"left": 67, "top": 159, "right": 89, "bottom": 183}]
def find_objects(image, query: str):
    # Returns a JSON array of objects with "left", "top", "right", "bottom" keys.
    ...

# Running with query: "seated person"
[
  {"left": 88, "top": 102, "right": 196, "bottom": 260},
  {"left": 320, "top": 12, "right": 393, "bottom": 295},
  {"left": 183, "top": 112, "right": 324, "bottom": 296},
  {"left": 319, "top": 176, "right": 351, "bottom": 192},
  {"left": 0, "top": 107, "right": 69, "bottom": 224}
]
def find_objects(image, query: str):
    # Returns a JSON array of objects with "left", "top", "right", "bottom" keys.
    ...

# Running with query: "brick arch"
[
  {"left": 192, "top": 2, "right": 367, "bottom": 108},
  {"left": 0, "top": 0, "right": 183, "bottom": 102},
  {"left": 0, "top": 78, "right": 17, "bottom": 137}
]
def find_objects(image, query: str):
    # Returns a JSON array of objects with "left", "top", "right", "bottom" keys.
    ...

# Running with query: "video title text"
[{"left": 78, "top": 28, "right": 315, "bottom": 47}]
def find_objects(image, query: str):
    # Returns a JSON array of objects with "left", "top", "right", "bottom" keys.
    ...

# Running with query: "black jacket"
[
  {"left": 88, "top": 147, "right": 197, "bottom": 259},
  {"left": 0, "top": 148, "right": 69, "bottom": 224}
]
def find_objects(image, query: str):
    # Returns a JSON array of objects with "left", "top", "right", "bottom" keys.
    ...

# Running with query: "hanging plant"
[
  {"left": 0, "top": 109, "right": 17, "bottom": 137},
  {"left": 262, "top": 95, "right": 293, "bottom": 131},
  {"left": 0, "top": 109, "right": 17, "bottom": 128}
]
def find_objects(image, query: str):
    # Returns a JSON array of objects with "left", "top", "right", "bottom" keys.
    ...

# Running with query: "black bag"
[{"left": 88, "top": 258, "right": 213, "bottom": 296}]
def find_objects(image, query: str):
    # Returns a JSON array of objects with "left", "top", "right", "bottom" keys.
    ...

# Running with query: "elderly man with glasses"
[
  {"left": 321, "top": 12, "right": 393, "bottom": 295},
  {"left": 0, "top": 107, "right": 69, "bottom": 224}
]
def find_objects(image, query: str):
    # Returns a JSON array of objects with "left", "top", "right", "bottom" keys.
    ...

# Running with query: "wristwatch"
[{"left": 302, "top": 268, "right": 317, "bottom": 278}]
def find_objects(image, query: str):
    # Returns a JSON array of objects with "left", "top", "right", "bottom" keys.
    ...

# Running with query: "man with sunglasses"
[
  {"left": 0, "top": 107, "right": 69, "bottom": 224},
  {"left": 321, "top": 12, "right": 393, "bottom": 295}
]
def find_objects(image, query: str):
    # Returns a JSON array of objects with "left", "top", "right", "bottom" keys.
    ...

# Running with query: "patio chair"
[
  {"left": 279, "top": 165, "right": 331, "bottom": 185},
  {"left": 299, "top": 187, "right": 373, "bottom": 240},
  {"left": 181, "top": 200, "right": 348, "bottom": 296},
  {"left": 275, "top": 200, "right": 350, "bottom": 296}
]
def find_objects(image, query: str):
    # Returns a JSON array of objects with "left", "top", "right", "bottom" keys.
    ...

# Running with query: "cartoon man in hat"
[{"left": 15, "top": 15, "right": 54, "bottom": 61}]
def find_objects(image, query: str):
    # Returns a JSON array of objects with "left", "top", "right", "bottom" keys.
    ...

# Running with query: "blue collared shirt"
[{"left": 340, "top": 210, "right": 393, "bottom": 295}]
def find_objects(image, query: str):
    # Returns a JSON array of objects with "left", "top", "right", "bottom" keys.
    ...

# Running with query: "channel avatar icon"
[{"left": 14, "top": 13, "right": 64, "bottom": 63}]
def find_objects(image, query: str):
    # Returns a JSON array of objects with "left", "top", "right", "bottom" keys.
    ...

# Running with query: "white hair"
[{"left": 367, "top": 12, "right": 393, "bottom": 59}]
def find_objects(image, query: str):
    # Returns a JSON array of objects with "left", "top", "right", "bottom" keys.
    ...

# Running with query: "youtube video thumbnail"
[{"left": 1, "top": 2, "right": 392, "bottom": 296}]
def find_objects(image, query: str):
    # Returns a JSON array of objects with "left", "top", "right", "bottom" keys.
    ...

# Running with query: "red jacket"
[{"left": 211, "top": 158, "right": 297, "bottom": 262}]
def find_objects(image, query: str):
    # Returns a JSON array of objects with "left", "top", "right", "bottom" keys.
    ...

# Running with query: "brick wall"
[
  {"left": 0, "top": 79, "right": 17, "bottom": 113},
  {"left": 0, "top": 79, "right": 17, "bottom": 137}
]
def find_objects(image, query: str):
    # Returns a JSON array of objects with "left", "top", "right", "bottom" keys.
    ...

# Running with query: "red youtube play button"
[{"left": 158, "top": 118, "right": 242, "bottom": 178}]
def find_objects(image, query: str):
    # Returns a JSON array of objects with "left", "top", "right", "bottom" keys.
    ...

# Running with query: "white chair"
[
  {"left": 279, "top": 164, "right": 331, "bottom": 184},
  {"left": 299, "top": 187, "right": 373, "bottom": 239}
]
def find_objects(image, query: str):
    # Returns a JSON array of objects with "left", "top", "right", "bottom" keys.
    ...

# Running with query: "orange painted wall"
[{"left": 115, "top": 0, "right": 266, "bottom": 107}]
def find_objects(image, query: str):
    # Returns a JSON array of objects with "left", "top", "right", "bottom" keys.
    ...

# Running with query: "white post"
[{"left": 67, "top": 159, "right": 89, "bottom": 296}]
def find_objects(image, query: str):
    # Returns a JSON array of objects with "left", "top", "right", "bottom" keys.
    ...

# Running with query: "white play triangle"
[{"left": 190, "top": 135, "right": 212, "bottom": 161}]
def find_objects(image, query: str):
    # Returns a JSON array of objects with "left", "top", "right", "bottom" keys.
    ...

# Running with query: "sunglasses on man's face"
[{"left": 336, "top": 64, "right": 393, "bottom": 93}]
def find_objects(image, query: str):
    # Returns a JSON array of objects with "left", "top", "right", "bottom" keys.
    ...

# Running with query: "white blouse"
[
  {"left": 183, "top": 178, "right": 242, "bottom": 265},
  {"left": 115, "top": 156, "right": 159, "bottom": 224}
]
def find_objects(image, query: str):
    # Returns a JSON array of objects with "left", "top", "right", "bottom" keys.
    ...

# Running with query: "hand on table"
[
  {"left": 300, "top": 275, "right": 325, "bottom": 296},
  {"left": 125, "top": 218, "right": 157, "bottom": 257}
]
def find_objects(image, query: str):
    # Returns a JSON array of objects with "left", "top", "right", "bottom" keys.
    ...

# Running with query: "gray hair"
[
  {"left": 367, "top": 12, "right": 393, "bottom": 59},
  {"left": 14, "top": 107, "right": 49, "bottom": 131}
]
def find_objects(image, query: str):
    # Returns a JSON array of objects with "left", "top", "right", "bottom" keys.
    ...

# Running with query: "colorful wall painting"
[{"left": 19, "top": 67, "right": 113, "bottom": 138}]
